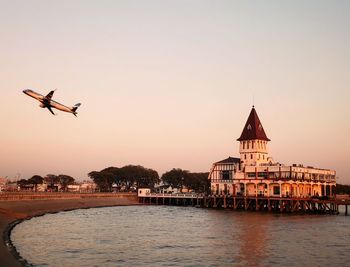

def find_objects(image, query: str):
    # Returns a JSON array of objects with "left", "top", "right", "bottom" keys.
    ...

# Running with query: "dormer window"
[{"left": 247, "top": 124, "right": 252, "bottom": 130}]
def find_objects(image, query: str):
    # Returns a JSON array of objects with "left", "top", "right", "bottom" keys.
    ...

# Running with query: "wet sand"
[{"left": 0, "top": 194, "right": 139, "bottom": 267}]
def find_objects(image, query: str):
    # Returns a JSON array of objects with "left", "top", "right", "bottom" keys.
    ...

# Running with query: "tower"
[{"left": 237, "top": 106, "right": 271, "bottom": 166}]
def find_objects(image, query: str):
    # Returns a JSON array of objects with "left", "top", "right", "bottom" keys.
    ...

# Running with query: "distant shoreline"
[{"left": 0, "top": 193, "right": 139, "bottom": 267}]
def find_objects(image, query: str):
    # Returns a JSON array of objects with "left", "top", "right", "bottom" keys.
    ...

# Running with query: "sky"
[{"left": 0, "top": 0, "right": 349, "bottom": 183}]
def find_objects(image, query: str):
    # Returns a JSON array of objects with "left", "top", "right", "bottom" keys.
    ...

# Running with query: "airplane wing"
[
  {"left": 45, "top": 90, "right": 55, "bottom": 100},
  {"left": 47, "top": 106, "right": 55, "bottom": 115}
]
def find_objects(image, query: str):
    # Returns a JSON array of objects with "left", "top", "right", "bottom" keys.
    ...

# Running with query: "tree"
[
  {"left": 88, "top": 170, "right": 115, "bottom": 192},
  {"left": 161, "top": 168, "right": 210, "bottom": 193},
  {"left": 88, "top": 165, "right": 160, "bottom": 192},
  {"left": 186, "top": 172, "right": 210, "bottom": 193},
  {"left": 161, "top": 168, "right": 189, "bottom": 188},
  {"left": 28, "top": 175, "right": 44, "bottom": 192},
  {"left": 118, "top": 165, "right": 160, "bottom": 188},
  {"left": 44, "top": 174, "right": 59, "bottom": 191},
  {"left": 336, "top": 184, "right": 350, "bottom": 194},
  {"left": 17, "top": 179, "right": 31, "bottom": 190},
  {"left": 57, "top": 174, "right": 75, "bottom": 192}
]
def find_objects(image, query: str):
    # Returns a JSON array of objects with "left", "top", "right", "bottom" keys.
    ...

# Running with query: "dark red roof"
[
  {"left": 215, "top": 157, "right": 241, "bottom": 164},
  {"left": 237, "top": 106, "right": 270, "bottom": 141}
]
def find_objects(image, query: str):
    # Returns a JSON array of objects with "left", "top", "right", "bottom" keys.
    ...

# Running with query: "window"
[
  {"left": 258, "top": 172, "right": 268, "bottom": 178},
  {"left": 251, "top": 154, "right": 253, "bottom": 159},
  {"left": 222, "top": 171, "right": 231, "bottom": 180},
  {"left": 273, "top": 186, "right": 280, "bottom": 195},
  {"left": 247, "top": 142, "right": 250, "bottom": 149},
  {"left": 244, "top": 154, "right": 247, "bottom": 160},
  {"left": 252, "top": 141, "right": 254, "bottom": 149},
  {"left": 243, "top": 142, "right": 245, "bottom": 149}
]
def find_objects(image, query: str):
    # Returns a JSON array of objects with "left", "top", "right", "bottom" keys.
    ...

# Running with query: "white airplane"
[{"left": 23, "top": 89, "right": 81, "bottom": 116}]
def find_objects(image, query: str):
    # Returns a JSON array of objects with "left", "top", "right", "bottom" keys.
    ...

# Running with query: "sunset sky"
[{"left": 1, "top": 1, "right": 349, "bottom": 183}]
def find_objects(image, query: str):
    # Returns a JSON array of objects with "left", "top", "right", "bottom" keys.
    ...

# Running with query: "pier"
[{"left": 138, "top": 193, "right": 350, "bottom": 215}]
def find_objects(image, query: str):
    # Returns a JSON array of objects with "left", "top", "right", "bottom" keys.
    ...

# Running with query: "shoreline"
[{"left": 0, "top": 194, "right": 139, "bottom": 267}]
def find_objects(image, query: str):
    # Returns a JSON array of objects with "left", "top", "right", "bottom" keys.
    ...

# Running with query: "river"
[{"left": 11, "top": 206, "right": 350, "bottom": 266}]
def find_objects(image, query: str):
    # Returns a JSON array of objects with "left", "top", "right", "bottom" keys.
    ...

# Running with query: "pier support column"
[{"left": 280, "top": 200, "right": 283, "bottom": 212}]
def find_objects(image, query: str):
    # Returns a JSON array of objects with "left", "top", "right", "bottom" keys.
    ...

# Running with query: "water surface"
[{"left": 11, "top": 206, "right": 350, "bottom": 266}]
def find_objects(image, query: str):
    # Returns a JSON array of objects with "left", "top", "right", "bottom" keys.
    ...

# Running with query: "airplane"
[{"left": 23, "top": 89, "right": 81, "bottom": 116}]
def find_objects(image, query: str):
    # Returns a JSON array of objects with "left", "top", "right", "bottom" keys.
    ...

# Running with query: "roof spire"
[{"left": 237, "top": 106, "right": 270, "bottom": 141}]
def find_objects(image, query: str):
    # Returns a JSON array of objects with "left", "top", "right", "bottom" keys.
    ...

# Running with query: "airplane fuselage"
[{"left": 23, "top": 89, "right": 81, "bottom": 116}]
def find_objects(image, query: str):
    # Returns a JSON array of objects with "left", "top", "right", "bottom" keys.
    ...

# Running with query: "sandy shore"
[{"left": 0, "top": 194, "right": 139, "bottom": 267}]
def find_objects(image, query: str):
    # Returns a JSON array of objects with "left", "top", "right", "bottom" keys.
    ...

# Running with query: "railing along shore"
[{"left": 0, "top": 192, "right": 137, "bottom": 201}]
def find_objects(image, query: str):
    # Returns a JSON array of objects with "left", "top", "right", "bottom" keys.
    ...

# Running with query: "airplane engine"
[{"left": 39, "top": 103, "right": 45, "bottom": 108}]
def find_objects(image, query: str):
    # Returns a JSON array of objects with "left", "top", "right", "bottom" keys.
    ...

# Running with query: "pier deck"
[{"left": 139, "top": 194, "right": 350, "bottom": 215}]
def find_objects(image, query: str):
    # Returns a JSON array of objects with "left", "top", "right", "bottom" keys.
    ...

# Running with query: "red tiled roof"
[{"left": 237, "top": 106, "right": 270, "bottom": 141}]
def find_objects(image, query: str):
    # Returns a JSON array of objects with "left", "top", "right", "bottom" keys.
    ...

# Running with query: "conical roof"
[{"left": 237, "top": 106, "right": 270, "bottom": 141}]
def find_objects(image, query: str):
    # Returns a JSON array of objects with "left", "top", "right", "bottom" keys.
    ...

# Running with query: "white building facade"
[{"left": 209, "top": 106, "right": 336, "bottom": 198}]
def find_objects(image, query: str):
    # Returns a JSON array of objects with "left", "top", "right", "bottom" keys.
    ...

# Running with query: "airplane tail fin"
[{"left": 72, "top": 103, "right": 81, "bottom": 116}]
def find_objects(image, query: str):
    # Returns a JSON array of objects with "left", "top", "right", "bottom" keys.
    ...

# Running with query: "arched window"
[
  {"left": 247, "top": 142, "right": 250, "bottom": 149},
  {"left": 244, "top": 154, "right": 247, "bottom": 160},
  {"left": 251, "top": 154, "right": 253, "bottom": 159},
  {"left": 243, "top": 142, "right": 245, "bottom": 149}
]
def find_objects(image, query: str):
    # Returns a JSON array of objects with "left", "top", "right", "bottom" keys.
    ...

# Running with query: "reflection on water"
[
  {"left": 236, "top": 213, "right": 271, "bottom": 267},
  {"left": 11, "top": 206, "right": 350, "bottom": 267}
]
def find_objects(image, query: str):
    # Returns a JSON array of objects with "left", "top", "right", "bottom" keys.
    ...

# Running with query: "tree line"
[
  {"left": 336, "top": 184, "right": 350, "bottom": 195},
  {"left": 17, "top": 174, "right": 75, "bottom": 192},
  {"left": 88, "top": 165, "right": 160, "bottom": 192},
  {"left": 161, "top": 168, "right": 210, "bottom": 193},
  {"left": 88, "top": 165, "right": 210, "bottom": 193}
]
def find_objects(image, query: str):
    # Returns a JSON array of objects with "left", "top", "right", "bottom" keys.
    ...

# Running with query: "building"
[
  {"left": 208, "top": 106, "right": 336, "bottom": 198},
  {"left": 0, "top": 177, "right": 6, "bottom": 192}
]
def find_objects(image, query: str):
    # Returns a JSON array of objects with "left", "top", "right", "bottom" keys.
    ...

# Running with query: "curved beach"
[{"left": 0, "top": 193, "right": 139, "bottom": 267}]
